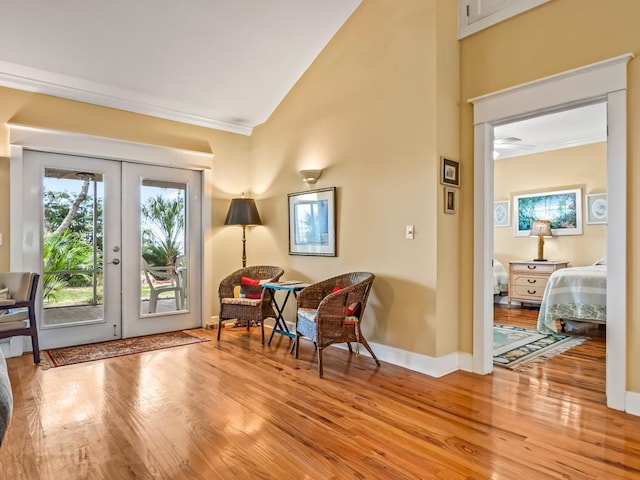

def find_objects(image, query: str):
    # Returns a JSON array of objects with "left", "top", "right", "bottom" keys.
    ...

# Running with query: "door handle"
[{"left": 108, "top": 258, "right": 120, "bottom": 265}]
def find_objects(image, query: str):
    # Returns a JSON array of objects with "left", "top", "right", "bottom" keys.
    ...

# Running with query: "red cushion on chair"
[
  {"left": 240, "top": 277, "right": 262, "bottom": 299},
  {"left": 346, "top": 302, "right": 361, "bottom": 317}
]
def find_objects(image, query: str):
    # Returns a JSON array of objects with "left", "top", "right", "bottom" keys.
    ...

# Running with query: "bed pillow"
[{"left": 593, "top": 257, "right": 607, "bottom": 266}]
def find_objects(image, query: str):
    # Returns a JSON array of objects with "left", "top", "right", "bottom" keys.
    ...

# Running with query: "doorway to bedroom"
[
  {"left": 492, "top": 102, "right": 608, "bottom": 336},
  {"left": 471, "top": 54, "right": 630, "bottom": 411},
  {"left": 491, "top": 103, "right": 608, "bottom": 384}
]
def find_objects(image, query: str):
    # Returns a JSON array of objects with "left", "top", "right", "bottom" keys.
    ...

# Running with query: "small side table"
[
  {"left": 508, "top": 260, "right": 568, "bottom": 308},
  {"left": 262, "top": 281, "right": 309, "bottom": 347}
]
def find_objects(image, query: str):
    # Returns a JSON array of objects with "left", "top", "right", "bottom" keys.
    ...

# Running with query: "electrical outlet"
[{"left": 405, "top": 225, "right": 414, "bottom": 240}]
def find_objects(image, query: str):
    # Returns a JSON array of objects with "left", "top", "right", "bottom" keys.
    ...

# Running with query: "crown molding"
[{"left": 0, "top": 60, "right": 253, "bottom": 136}]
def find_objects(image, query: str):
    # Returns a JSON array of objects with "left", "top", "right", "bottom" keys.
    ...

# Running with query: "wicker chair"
[
  {"left": 295, "top": 272, "right": 380, "bottom": 377},
  {"left": 217, "top": 265, "right": 284, "bottom": 343}
]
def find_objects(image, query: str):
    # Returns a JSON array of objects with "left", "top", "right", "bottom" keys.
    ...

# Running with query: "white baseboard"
[
  {"left": 625, "top": 392, "right": 640, "bottom": 416},
  {"left": 333, "top": 340, "right": 461, "bottom": 378}
]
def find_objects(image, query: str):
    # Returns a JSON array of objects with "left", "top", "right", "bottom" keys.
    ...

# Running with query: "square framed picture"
[
  {"left": 494, "top": 200, "right": 510, "bottom": 227},
  {"left": 440, "top": 157, "right": 460, "bottom": 188},
  {"left": 444, "top": 187, "right": 456, "bottom": 214},
  {"left": 586, "top": 193, "right": 607, "bottom": 224},
  {"left": 288, "top": 187, "right": 336, "bottom": 256}
]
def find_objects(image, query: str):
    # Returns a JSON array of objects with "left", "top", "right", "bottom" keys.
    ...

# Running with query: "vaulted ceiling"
[
  {"left": 0, "top": 0, "right": 362, "bottom": 135},
  {"left": 1, "top": 1, "right": 605, "bottom": 148}
]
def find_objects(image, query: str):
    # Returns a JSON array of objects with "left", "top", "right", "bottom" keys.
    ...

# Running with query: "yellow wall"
[
  {"left": 460, "top": 0, "right": 640, "bottom": 390},
  {"left": 250, "top": 0, "right": 459, "bottom": 357},
  {"left": 494, "top": 143, "right": 607, "bottom": 268},
  {"left": 0, "top": 87, "right": 251, "bottom": 299}
]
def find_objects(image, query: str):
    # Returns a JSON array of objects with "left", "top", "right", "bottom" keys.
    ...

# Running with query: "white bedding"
[
  {"left": 537, "top": 265, "right": 607, "bottom": 333},
  {"left": 493, "top": 259, "right": 508, "bottom": 295}
]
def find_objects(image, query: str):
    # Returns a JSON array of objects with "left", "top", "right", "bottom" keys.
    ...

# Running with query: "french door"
[{"left": 21, "top": 150, "right": 202, "bottom": 349}]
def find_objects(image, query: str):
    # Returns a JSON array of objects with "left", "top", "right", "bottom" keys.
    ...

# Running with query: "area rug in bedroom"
[
  {"left": 493, "top": 324, "right": 586, "bottom": 371},
  {"left": 40, "top": 330, "right": 210, "bottom": 369}
]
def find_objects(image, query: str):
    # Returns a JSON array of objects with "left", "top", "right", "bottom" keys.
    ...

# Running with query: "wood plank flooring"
[{"left": 0, "top": 309, "right": 638, "bottom": 479}]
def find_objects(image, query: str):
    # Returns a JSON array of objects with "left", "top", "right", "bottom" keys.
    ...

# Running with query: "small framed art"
[
  {"left": 494, "top": 200, "right": 510, "bottom": 227},
  {"left": 440, "top": 157, "right": 460, "bottom": 188},
  {"left": 444, "top": 187, "right": 456, "bottom": 214},
  {"left": 586, "top": 193, "right": 607, "bottom": 224}
]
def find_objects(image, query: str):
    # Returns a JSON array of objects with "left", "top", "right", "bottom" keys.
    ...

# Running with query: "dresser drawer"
[
  {"left": 513, "top": 275, "right": 549, "bottom": 289},
  {"left": 510, "top": 263, "right": 557, "bottom": 274},
  {"left": 511, "top": 283, "right": 545, "bottom": 300}
]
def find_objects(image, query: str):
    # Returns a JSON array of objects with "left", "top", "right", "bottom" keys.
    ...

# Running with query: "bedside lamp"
[
  {"left": 530, "top": 219, "right": 552, "bottom": 261},
  {"left": 224, "top": 194, "right": 262, "bottom": 267}
]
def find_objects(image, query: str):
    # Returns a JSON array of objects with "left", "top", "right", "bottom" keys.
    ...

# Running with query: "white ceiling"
[
  {"left": 0, "top": 0, "right": 362, "bottom": 135},
  {"left": 493, "top": 102, "right": 607, "bottom": 159},
  {"left": 0, "top": 2, "right": 606, "bottom": 146}
]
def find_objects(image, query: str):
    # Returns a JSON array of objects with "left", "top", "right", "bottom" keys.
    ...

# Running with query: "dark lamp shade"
[
  {"left": 224, "top": 198, "right": 262, "bottom": 226},
  {"left": 530, "top": 219, "right": 552, "bottom": 237}
]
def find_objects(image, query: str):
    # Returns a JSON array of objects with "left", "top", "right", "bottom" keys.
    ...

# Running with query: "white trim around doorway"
[{"left": 469, "top": 53, "right": 633, "bottom": 412}]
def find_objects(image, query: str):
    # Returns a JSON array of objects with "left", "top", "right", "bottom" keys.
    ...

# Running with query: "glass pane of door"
[
  {"left": 42, "top": 169, "right": 105, "bottom": 326},
  {"left": 140, "top": 180, "right": 188, "bottom": 316},
  {"left": 22, "top": 151, "right": 122, "bottom": 350}
]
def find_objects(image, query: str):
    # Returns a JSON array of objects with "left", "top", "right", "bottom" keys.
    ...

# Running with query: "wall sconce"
[
  {"left": 530, "top": 219, "right": 552, "bottom": 261},
  {"left": 224, "top": 194, "right": 262, "bottom": 267},
  {"left": 298, "top": 169, "right": 322, "bottom": 184}
]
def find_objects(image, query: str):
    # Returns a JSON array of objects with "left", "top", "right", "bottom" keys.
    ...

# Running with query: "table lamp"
[
  {"left": 530, "top": 219, "right": 552, "bottom": 261},
  {"left": 224, "top": 194, "right": 262, "bottom": 267}
]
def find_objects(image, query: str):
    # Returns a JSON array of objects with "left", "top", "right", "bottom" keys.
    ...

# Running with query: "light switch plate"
[{"left": 405, "top": 225, "right": 414, "bottom": 240}]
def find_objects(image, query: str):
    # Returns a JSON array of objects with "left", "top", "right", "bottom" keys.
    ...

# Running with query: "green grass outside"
[{"left": 44, "top": 285, "right": 171, "bottom": 307}]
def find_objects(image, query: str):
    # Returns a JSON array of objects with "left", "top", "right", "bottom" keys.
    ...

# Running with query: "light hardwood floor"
[{"left": 0, "top": 310, "right": 638, "bottom": 479}]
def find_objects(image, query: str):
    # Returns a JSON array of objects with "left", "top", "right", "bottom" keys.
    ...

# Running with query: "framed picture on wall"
[
  {"left": 494, "top": 200, "right": 510, "bottom": 227},
  {"left": 586, "top": 193, "right": 607, "bottom": 224},
  {"left": 444, "top": 187, "right": 456, "bottom": 214},
  {"left": 288, "top": 187, "right": 337, "bottom": 256},
  {"left": 440, "top": 157, "right": 460, "bottom": 187},
  {"left": 513, "top": 188, "right": 583, "bottom": 237}
]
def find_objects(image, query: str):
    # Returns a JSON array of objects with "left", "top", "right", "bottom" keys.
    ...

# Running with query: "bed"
[
  {"left": 537, "top": 261, "right": 607, "bottom": 334},
  {"left": 493, "top": 259, "right": 508, "bottom": 295}
]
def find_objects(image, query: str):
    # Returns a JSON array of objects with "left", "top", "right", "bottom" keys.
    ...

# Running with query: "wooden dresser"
[{"left": 508, "top": 261, "right": 568, "bottom": 308}]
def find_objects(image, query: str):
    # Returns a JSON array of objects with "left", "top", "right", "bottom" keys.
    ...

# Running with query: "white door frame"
[
  {"left": 469, "top": 53, "right": 632, "bottom": 411},
  {"left": 9, "top": 125, "right": 213, "bottom": 347}
]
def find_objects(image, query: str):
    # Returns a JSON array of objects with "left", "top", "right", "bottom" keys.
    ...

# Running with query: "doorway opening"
[{"left": 470, "top": 54, "right": 631, "bottom": 411}]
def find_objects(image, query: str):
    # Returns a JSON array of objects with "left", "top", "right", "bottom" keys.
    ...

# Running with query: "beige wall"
[
  {"left": 0, "top": 0, "right": 461, "bottom": 361},
  {"left": 250, "top": 0, "right": 459, "bottom": 357},
  {"left": 0, "top": 86, "right": 251, "bottom": 304},
  {"left": 494, "top": 143, "right": 607, "bottom": 268},
  {"left": 460, "top": 0, "right": 640, "bottom": 390}
]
